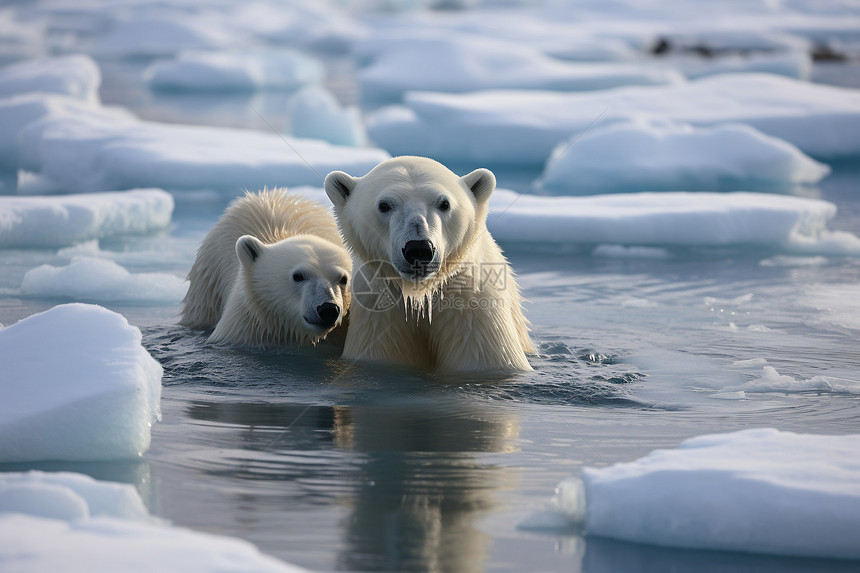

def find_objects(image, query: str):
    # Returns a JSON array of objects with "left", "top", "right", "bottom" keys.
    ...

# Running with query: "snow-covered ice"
[
  {"left": 486, "top": 189, "right": 860, "bottom": 255},
  {"left": 552, "top": 429, "right": 860, "bottom": 560},
  {"left": 0, "top": 190, "right": 173, "bottom": 249},
  {"left": 537, "top": 120, "right": 830, "bottom": 194},
  {"left": 17, "top": 108, "right": 389, "bottom": 194},
  {"left": 357, "top": 34, "right": 683, "bottom": 102},
  {"left": 368, "top": 74, "right": 860, "bottom": 165},
  {"left": 0, "top": 55, "right": 100, "bottom": 102},
  {"left": 145, "top": 50, "right": 324, "bottom": 92},
  {"left": 20, "top": 258, "right": 186, "bottom": 304},
  {"left": 289, "top": 86, "right": 367, "bottom": 147},
  {"left": 0, "top": 471, "right": 312, "bottom": 573},
  {"left": 0, "top": 304, "right": 162, "bottom": 462}
]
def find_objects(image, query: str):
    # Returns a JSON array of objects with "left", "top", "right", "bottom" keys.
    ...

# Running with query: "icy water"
[{"left": 3, "top": 68, "right": 860, "bottom": 572}]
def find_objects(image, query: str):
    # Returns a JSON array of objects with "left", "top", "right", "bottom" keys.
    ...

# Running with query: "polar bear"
[
  {"left": 324, "top": 156, "right": 534, "bottom": 372},
  {"left": 180, "top": 189, "right": 352, "bottom": 347}
]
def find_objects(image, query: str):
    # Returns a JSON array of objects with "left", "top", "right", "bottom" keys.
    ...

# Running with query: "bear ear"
[
  {"left": 236, "top": 235, "right": 265, "bottom": 268},
  {"left": 324, "top": 171, "right": 357, "bottom": 209},
  {"left": 461, "top": 168, "right": 496, "bottom": 204}
]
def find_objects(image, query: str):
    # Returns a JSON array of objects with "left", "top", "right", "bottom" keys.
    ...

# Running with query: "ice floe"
[
  {"left": 16, "top": 106, "right": 389, "bottom": 194},
  {"left": 145, "top": 50, "right": 324, "bottom": 92},
  {"left": 0, "top": 471, "right": 312, "bottom": 572},
  {"left": 536, "top": 120, "right": 830, "bottom": 194},
  {"left": 20, "top": 258, "right": 186, "bottom": 304},
  {"left": 357, "top": 33, "right": 683, "bottom": 102},
  {"left": 486, "top": 190, "right": 860, "bottom": 255},
  {"left": 0, "top": 304, "right": 162, "bottom": 462},
  {"left": 0, "top": 190, "right": 173, "bottom": 249},
  {"left": 0, "top": 54, "right": 100, "bottom": 102},
  {"left": 368, "top": 74, "right": 860, "bottom": 165},
  {"left": 551, "top": 429, "right": 860, "bottom": 560}
]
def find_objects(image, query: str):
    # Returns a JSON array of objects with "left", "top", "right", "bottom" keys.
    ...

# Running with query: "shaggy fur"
[
  {"left": 180, "top": 189, "right": 351, "bottom": 347},
  {"left": 325, "top": 156, "right": 534, "bottom": 372}
]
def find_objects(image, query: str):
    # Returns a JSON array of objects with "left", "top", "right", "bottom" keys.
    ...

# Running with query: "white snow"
[
  {"left": 357, "top": 33, "right": 683, "bottom": 102},
  {"left": 486, "top": 189, "right": 860, "bottom": 255},
  {"left": 289, "top": 86, "right": 367, "bottom": 147},
  {"left": 16, "top": 106, "right": 389, "bottom": 194},
  {"left": 0, "top": 190, "right": 174, "bottom": 249},
  {"left": 0, "top": 471, "right": 312, "bottom": 573},
  {"left": 20, "top": 258, "right": 186, "bottom": 304},
  {"left": 537, "top": 120, "right": 830, "bottom": 194},
  {"left": 0, "top": 304, "right": 162, "bottom": 462},
  {"left": 0, "top": 55, "right": 100, "bottom": 102},
  {"left": 145, "top": 50, "right": 324, "bottom": 92},
  {"left": 368, "top": 74, "right": 860, "bottom": 165},
  {"left": 664, "top": 50, "right": 812, "bottom": 81},
  {"left": 0, "top": 471, "right": 150, "bottom": 522},
  {"left": 552, "top": 429, "right": 860, "bottom": 560}
]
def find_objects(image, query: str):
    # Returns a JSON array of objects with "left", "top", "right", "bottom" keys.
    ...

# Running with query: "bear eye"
[
  {"left": 292, "top": 271, "right": 305, "bottom": 282},
  {"left": 378, "top": 201, "right": 391, "bottom": 213},
  {"left": 339, "top": 275, "right": 348, "bottom": 286},
  {"left": 439, "top": 198, "right": 450, "bottom": 212}
]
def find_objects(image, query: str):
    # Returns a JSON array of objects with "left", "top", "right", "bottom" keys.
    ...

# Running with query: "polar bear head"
[
  {"left": 324, "top": 156, "right": 495, "bottom": 288},
  {"left": 235, "top": 233, "right": 352, "bottom": 341}
]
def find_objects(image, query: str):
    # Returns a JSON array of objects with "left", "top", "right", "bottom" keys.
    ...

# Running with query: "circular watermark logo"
[{"left": 351, "top": 260, "right": 404, "bottom": 312}]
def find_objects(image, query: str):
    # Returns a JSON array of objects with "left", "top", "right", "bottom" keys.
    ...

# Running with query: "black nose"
[
  {"left": 402, "top": 240, "right": 435, "bottom": 267},
  {"left": 316, "top": 302, "right": 340, "bottom": 327}
]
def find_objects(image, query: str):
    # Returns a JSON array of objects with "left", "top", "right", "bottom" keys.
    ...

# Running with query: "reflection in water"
[{"left": 186, "top": 398, "right": 519, "bottom": 572}]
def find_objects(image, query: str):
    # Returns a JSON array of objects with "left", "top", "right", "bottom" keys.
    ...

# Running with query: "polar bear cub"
[
  {"left": 325, "top": 156, "right": 534, "bottom": 372},
  {"left": 180, "top": 189, "right": 352, "bottom": 347}
]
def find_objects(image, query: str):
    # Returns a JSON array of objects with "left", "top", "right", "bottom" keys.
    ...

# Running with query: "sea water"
[{"left": 2, "top": 62, "right": 860, "bottom": 573}]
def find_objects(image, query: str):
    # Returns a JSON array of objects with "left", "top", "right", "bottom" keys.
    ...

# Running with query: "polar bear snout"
[
  {"left": 398, "top": 239, "right": 439, "bottom": 280},
  {"left": 315, "top": 302, "right": 341, "bottom": 327},
  {"left": 402, "top": 240, "right": 435, "bottom": 267}
]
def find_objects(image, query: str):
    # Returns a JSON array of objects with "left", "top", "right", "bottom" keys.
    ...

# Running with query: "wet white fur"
[
  {"left": 180, "top": 189, "right": 351, "bottom": 347},
  {"left": 325, "top": 156, "right": 534, "bottom": 372}
]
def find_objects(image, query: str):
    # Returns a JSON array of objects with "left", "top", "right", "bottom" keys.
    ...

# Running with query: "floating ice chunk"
[
  {"left": 0, "top": 93, "right": 129, "bottom": 169},
  {"left": 0, "top": 55, "right": 100, "bottom": 101},
  {"left": 0, "top": 471, "right": 312, "bottom": 573},
  {"left": 0, "top": 514, "right": 312, "bottom": 573},
  {"left": 17, "top": 110, "right": 389, "bottom": 195},
  {"left": 0, "top": 471, "right": 150, "bottom": 522},
  {"left": 91, "top": 16, "right": 236, "bottom": 59},
  {"left": 486, "top": 190, "right": 860, "bottom": 255},
  {"left": 289, "top": 86, "right": 367, "bottom": 147},
  {"left": 368, "top": 74, "right": 860, "bottom": 164},
  {"left": 725, "top": 366, "right": 859, "bottom": 393},
  {"left": 145, "top": 50, "right": 324, "bottom": 92},
  {"left": 358, "top": 34, "right": 683, "bottom": 102},
  {"left": 537, "top": 120, "right": 830, "bottom": 194},
  {"left": 20, "top": 258, "right": 186, "bottom": 304},
  {"left": 0, "top": 303, "right": 162, "bottom": 462},
  {"left": 0, "top": 190, "right": 173, "bottom": 249},
  {"left": 554, "top": 429, "right": 860, "bottom": 559}
]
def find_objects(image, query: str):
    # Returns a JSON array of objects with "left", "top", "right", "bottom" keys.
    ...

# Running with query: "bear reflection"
[{"left": 187, "top": 398, "right": 519, "bottom": 572}]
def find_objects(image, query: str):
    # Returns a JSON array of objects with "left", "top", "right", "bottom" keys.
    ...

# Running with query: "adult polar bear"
[
  {"left": 325, "top": 156, "right": 534, "bottom": 372},
  {"left": 180, "top": 189, "right": 352, "bottom": 347}
]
